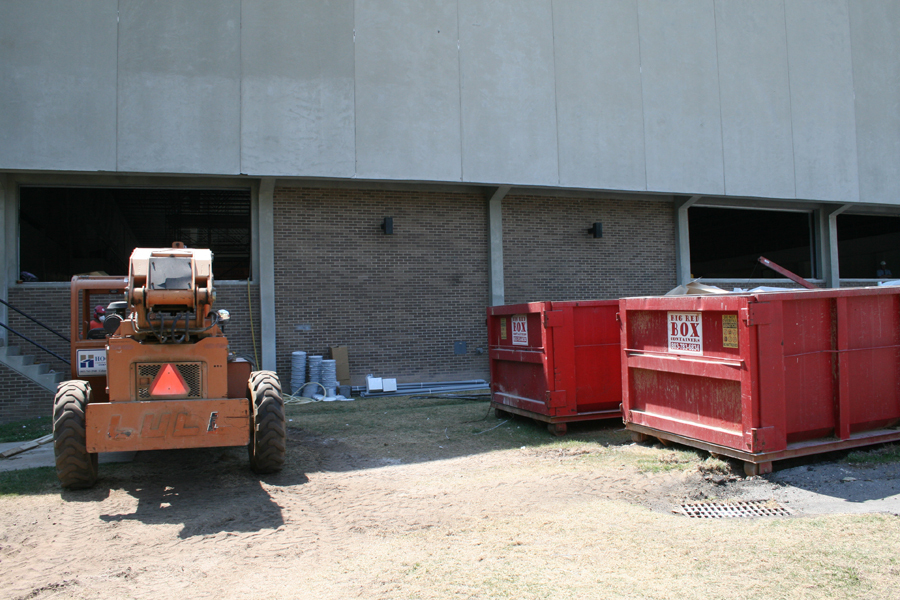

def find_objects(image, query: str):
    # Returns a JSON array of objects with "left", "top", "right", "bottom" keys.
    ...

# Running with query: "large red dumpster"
[
  {"left": 620, "top": 287, "right": 900, "bottom": 475},
  {"left": 487, "top": 300, "right": 621, "bottom": 434}
]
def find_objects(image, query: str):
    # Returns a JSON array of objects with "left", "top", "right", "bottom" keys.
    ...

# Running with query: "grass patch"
[
  {"left": 633, "top": 447, "right": 701, "bottom": 473},
  {"left": 0, "top": 466, "right": 58, "bottom": 496},
  {"left": 0, "top": 416, "right": 52, "bottom": 443},
  {"left": 284, "top": 394, "right": 630, "bottom": 467},
  {"left": 846, "top": 443, "right": 900, "bottom": 465}
]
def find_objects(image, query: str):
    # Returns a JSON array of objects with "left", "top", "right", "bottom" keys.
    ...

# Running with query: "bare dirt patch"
[{"left": 1, "top": 396, "right": 899, "bottom": 599}]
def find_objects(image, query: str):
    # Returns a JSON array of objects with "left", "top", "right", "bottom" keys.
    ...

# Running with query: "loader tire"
[
  {"left": 248, "top": 370, "right": 286, "bottom": 474},
  {"left": 52, "top": 380, "right": 98, "bottom": 489}
]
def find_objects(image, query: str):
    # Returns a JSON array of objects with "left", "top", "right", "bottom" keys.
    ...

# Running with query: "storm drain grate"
[{"left": 680, "top": 500, "right": 791, "bottom": 519}]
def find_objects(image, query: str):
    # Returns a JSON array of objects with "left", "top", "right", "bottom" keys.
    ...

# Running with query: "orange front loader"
[{"left": 53, "top": 243, "right": 285, "bottom": 489}]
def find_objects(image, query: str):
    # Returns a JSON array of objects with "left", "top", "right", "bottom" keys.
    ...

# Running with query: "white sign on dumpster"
[
  {"left": 667, "top": 312, "right": 703, "bottom": 355},
  {"left": 511, "top": 315, "right": 528, "bottom": 346}
]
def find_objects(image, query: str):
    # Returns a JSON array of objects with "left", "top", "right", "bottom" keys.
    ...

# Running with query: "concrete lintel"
[
  {"left": 824, "top": 203, "right": 852, "bottom": 216},
  {"left": 258, "top": 178, "right": 276, "bottom": 372},
  {"left": 676, "top": 195, "right": 702, "bottom": 210},
  {"left": 487, "top": 186, "right": 510, "bottom": 306},
  {"left": 488, "top": 185, "right": 511, "bottom": 204}
]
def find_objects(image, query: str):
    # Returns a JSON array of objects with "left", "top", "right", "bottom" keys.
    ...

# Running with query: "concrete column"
[
  {"left": 0, "top": 176, "right": 7, "bottom": 345},
  {"left": 258, "top": 178, "right": 277, "bottom": 372},
  {"left": 487, "top": 186, "right": 510, "bottom": 306},
  {"left": 674, "top": 196, "right": 700, "bottom": 285},
  {"left": 815, "top": 204, "right": 850, "bottom": 288}
]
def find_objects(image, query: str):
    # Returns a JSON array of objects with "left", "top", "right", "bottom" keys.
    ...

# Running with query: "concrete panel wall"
[
  {"left": 715, "top": 1, "right": 795, "bottom": 199},
  {"left": 638, "top": 0, "right": 724, "bottom": 195},
  {"left": 3, "top": 2, "right": 900, "bottom": 209},
  {"left": 850, "top": 1, "right": 900, "bottom": 205},
  {"left": 784, "top": 0, "right": 859, "bottom": 202},
  {"left": 117, "top": 0, "right": 241, "bottom": 174},
  {"left": 458, "top": 0, "right": 559, "bottom": 185},
  {"left": 241, "top": 0, "right": 355, "bottom": 177},
  {"left": 0, "top": 0, "right": 117, "bottom": 172},
  {"left": 553, "top": 0, "right": 646, "bottom": 191},
  {"left": 355, "top": 0, "right": 461, "bottom": 181}
]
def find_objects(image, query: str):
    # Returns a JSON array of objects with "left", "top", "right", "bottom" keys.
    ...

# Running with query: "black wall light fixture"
[
  {"left": 588, "top": 222, "right": 602, "bottom": 238},
  {"left": 381, "top": 217, "right": 394, "bottom": 234}
]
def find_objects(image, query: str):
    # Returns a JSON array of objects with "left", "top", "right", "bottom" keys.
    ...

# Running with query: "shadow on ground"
[{"left": 85, "top": 447, "right": 308, "bottom": 538}]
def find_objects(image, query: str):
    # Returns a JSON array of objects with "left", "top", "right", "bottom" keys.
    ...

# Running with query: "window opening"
[
  {"left": 836, "top": 214, "right": 900, "bottom": 279},
  {"left": 688, "top": 206, "right": 814, "bottom": 279},
  {"left": 19, "top": 187, "right": 251, "bottom": 282}
]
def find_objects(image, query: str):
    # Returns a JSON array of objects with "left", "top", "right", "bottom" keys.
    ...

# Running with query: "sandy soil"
[{"left": 1, "top": 400, "right": 899, "bottom": 600}]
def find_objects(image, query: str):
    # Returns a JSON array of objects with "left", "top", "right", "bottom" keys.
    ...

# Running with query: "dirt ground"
[{"left": 1, "top": 396, "right": 899, "bottom": 600}]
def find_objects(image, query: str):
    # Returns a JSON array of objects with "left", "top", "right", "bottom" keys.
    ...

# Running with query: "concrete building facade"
[{"left": 1, "top": 1, "right": 898, "bottom": 421}]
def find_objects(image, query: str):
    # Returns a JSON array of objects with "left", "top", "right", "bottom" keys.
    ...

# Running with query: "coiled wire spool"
[{"left": 290, "top": 351, "right": 307, "bottom": 395}]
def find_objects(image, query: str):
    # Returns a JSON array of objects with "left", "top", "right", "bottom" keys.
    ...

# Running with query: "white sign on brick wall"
[{"left": 667, "top": 312, "right": 702, "bottom": 355}]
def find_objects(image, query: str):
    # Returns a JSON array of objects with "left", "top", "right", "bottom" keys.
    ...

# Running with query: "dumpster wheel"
[
  {"left": 494, "top": 407, "right": 513, "bottom": 420},
  {"left": 547, "top": 422, "right": 567, "bottom": 436}
]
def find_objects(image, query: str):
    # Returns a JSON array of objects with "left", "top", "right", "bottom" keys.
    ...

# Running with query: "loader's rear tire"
[
  {"left": 52, "top": 380, "right": 98, "bottom": 489},
  {"left": 248, "top": 370, "right": 286, "bottom": 474}
]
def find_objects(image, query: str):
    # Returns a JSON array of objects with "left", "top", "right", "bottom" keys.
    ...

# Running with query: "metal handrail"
[
  {"left": 0, "top": 322, "right": 70, "bottom": 365},
  {"left": 0, "top": 298, "right": 70, "bottom": 342}
]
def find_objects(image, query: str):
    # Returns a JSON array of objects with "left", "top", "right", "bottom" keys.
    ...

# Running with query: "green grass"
[
  {"left": 0, "top": 466, "right": 58, "bottom": 496},
  {"left": 845, "top": 443, "right": 900, "bottom": 465},
  {"left": 0, "top": 416, "right": 52, "bottom": 444}
]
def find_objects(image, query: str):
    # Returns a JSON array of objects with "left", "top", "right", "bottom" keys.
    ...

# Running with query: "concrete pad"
[{"left": 0, "top": 440, "right": 135, "bottom": 473}]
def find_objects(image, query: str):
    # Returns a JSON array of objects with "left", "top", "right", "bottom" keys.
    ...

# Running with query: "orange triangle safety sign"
[{"left": 149, "top": 363, "right": 190, "bottom": 397}]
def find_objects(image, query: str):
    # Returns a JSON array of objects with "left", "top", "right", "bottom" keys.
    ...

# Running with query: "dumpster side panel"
[
  {"left": 621, "top": 297, "right": 749, "bottom": 448},
  {"left": 781, "top": 298, "right": 837, "bottom": 442},
  {"left": 489, "top": 300, "right": 621, "bottom": 424},
  {"left": 570, "top": 302, "right": 621, "bottom": 413},
  {"left": 630, "top": 368, "right": 742, "bottom": 433},
  {"left": 488, "top": 304, "right": 554, "bottom": 413},
  {"left": 844, "top": 294, "right": 900, "bottom": 431}
]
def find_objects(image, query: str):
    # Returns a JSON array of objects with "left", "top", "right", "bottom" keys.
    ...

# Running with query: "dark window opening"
[
  {"left": 19, "top": 187, "right": 252, "bottom": 283},
  {"left": 837, "top": 214, "right": 900, "bottom": 279},
  {"left": 689, "top": 207, "right": 814, "bottom": 279}
]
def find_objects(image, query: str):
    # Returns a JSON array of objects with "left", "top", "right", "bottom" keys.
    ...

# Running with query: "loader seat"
[{"left": 87, "top": 328, "right": 106, "bottom": 340}]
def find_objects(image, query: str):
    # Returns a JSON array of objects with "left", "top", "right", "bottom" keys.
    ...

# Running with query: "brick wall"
[
  {"left": 0, "top": 365, "right": 54, "bottom": 423},
  {"left": 502, "top": 194, "right": 677, "bottom": 303},
  {"left": 273, "top": 187, "right": 491, "bottom": 386},
  {"left": 215, "top": 282, "right": 262, "bottom": 367}
]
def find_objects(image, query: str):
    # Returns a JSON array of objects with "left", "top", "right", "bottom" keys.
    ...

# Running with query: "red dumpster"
[
  {"left": 620, "top": 287, "right": 900, "bottom": 475},
  {"left": 487, "top": 300, "right": 621, "bottom": 435}
]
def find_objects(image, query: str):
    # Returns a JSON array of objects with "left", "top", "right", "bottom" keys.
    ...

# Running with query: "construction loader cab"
[{"left": 53, "top": 244, "right": 285, "bottom": 489}]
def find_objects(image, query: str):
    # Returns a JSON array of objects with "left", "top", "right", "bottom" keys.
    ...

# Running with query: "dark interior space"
[
  {"left": 19, "top": 187, "right": 252, "bottom": 282},
  {"left": 689, "top": 206, "right": 814, "bottom": 279},
  {"left": 836, "top": 214, "right": 900, "bottom": 279}
]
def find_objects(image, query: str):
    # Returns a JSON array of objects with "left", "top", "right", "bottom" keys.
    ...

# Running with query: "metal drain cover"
[{"left": 680, "top": 500, "right": 791, "bottom": 518}]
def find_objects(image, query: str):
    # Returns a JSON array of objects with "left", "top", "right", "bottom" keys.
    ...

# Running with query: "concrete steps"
[{"left": 0, "top": 344, "right": 65, "bottom": 392}]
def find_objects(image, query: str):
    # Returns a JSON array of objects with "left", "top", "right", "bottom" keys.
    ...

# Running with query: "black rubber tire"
[
  {"left": 248, "top": 370, "right": 286, "bottom": 474},
  {"left": 52, "top": 380, "right": 98, "bottom": 489}
]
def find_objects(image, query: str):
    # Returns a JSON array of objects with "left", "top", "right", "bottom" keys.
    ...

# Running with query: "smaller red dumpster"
[
  {"left": 487, "top": 300, "right": 621, "bottom": 434},
  {"left": 620, "top": 287, "right": 900, "bottom": 475}
]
